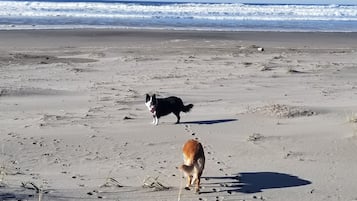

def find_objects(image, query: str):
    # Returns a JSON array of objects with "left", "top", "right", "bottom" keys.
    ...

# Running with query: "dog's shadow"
[
  {"left": 200, "top": 172, "right": 311, "bottom": 194},
  {"left": 181, "top": 118, "right": 237, "bottom": 125}
]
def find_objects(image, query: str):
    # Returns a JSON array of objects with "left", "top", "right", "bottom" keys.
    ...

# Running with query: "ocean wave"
[{"left": 1, "top": 1, "right": 357, "bottom": 21}]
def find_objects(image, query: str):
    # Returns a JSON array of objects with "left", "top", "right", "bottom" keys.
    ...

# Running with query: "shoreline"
[{"left": 2, "top": 25, "right": 357, "bottom": 33}]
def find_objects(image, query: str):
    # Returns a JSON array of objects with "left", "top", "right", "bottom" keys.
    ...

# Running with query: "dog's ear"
[
  {"left": 152, "top": 94, "right": 157, "bottom": 103},
  {"left": 146, "top": 94, "right": 150, "bottom": 102}
]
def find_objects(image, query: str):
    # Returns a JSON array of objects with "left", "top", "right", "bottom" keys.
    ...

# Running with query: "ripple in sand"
[
  {"left": 0, "top": 87, "right": 69, "bottom": 97},
  {"left": 1, "top": 53, "right": 97, "bottom": 65}
]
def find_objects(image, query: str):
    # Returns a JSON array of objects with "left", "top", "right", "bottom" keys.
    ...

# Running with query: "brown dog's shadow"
[{"left": 200, "top": 172, "right": 311, "bottom": 194}]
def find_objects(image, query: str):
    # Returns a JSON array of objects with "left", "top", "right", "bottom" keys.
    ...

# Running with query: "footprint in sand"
[
  {"left": 183, "top": 124, "right": 200, "bottom": 140},
  {"left": 205, "top": 143, "right": 237, "bottom": 194},
  {"left": 198, "top": 197, "right": 208, "bottom": 201},
  {"left": 184, "top": 124, "right": 191, "bottom": 133}
]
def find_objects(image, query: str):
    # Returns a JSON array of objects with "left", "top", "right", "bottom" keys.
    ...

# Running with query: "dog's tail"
[
  {"left": 179, "top": 163, "right": 194, "bottom": 173},
  {"left": 179, "top": 158, "right": 204, "bottom": 174},
  {"left": 182, "top": 104, "right": 193, "bottom": 113}
]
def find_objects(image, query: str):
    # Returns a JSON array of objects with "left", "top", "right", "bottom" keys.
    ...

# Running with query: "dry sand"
[{"left": 1, "top": 29, "right": 357, "bottom": 201}]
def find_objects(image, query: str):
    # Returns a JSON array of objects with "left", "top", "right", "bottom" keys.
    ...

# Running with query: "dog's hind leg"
[
  {"left": 193, "top": 172, "right": 202, "bottom": 193},
  {"left": 185, "top": 175, "right": 192, "bottom": 190},
  {"left": 174, "top": 112, "right": 180, "bottom": 124}
]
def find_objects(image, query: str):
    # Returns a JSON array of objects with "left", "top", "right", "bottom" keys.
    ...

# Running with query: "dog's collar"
[{"left": 150, "top": 108, "right": 156, "bottom": 113}]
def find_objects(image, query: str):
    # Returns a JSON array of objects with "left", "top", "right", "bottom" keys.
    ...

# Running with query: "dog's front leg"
[
  {"left": 152, "top": 115, "right": 156, "bottom": 124},
  {"left": 152, "top": 115, "right": 159, "bottom": 125},
  {"left": 154, "top": 115, "right": 159, "bottom": 125}
]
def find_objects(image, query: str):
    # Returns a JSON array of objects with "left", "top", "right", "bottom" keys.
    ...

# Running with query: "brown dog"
[{"left": 179, "top": 139, "right": 205, "bottom": 193}]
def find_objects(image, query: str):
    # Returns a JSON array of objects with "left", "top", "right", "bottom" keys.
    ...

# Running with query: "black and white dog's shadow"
[
  {"left": 200, "top": 172, "right": 311, "bottom": 194},
  {"left": 181, "top": 118, "right": 237, "bottom": 125}
]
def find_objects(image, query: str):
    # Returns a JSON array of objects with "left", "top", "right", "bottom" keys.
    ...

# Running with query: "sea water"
[{"left": 1, "top": 0, "right": 357, "bottom": 31}]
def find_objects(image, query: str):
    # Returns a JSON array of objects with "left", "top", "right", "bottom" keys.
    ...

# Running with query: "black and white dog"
[{"left": 145, "top": 94, "right": 193, "bottom": 125}]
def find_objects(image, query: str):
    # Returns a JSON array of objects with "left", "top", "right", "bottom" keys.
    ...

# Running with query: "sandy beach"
[{"left": 1, "top": 29, "right": 357, "bottom": 201}]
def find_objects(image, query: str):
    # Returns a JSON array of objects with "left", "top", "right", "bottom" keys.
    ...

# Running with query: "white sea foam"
[{"left": 1, "top": 1, "right": 356, "bottom": 21}]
